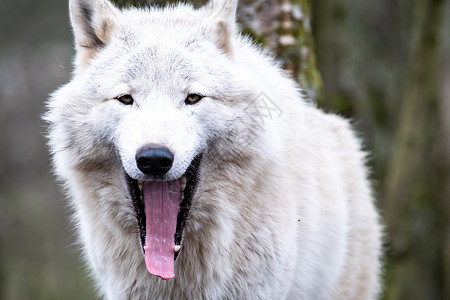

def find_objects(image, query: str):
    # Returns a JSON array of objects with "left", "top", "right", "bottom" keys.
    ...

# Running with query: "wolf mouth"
[{"left": 126, "top": 155, "right": 201, "bottom": 277}]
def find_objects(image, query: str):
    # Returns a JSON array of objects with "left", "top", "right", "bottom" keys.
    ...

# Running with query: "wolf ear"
[
  {"left": 69, "top": 0, "right": 119, "bottom": 67},
  {"left": 203, "top": 0, "right": 238, "bottom": 55}
]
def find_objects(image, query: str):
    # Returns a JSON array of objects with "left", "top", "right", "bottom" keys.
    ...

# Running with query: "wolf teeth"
[
  {"left": 137, "top": 180, "right": 144, "bottom": 204},
  {"left": 181, "top": 175, "right": 187, "bottom": 192},
  {"left": 174, "top": 245, "right": 181, "bottom": 252}
]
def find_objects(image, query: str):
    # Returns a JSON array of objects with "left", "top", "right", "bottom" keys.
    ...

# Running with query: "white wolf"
[{"left": 45, "top": 0, "right": 382, "bottom": 298}]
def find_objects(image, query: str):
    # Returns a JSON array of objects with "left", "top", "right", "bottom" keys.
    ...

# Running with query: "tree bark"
[
  {"left": 384, "top": 0, "right": 448, "bottom": 299},
  {"left": 236, "top": 0, "right": 322, "bottom": 100}
]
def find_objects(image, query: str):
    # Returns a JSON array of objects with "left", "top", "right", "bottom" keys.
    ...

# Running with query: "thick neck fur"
[{"left": 70, "top": 131, "right": 293, "bottom": 299}]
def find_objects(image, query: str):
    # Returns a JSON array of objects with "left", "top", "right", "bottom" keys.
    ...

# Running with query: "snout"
[{"left": 135, "top": 145, "right": 174, "bottom": 176}]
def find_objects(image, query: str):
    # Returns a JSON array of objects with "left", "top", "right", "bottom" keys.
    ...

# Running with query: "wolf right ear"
[
  {"left": 69, "top": 0, "right": 119, "bottom": 68},
  {"left": 203, "top": 0, "right": 238, "bottom": 56}
]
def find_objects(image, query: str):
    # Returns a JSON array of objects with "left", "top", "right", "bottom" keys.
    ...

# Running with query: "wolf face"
[
  {"left": 47, "top": 0, "right": 265, "bottom": 281},
  {"left": 68, "top": 0, "right": 239, "bottom": 178}
]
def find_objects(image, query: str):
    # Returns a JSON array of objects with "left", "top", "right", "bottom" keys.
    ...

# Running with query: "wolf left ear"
[
  {"left": 203, "top": 0, "right": 238, "bottom": 55},
  {"left": 69, "top": 0, "right": 119, "bottom": 68}
]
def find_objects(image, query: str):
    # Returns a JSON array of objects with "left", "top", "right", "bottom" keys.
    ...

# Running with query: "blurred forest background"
[{"left": 0, "top": 0, "right": 449, "bottom": 299}]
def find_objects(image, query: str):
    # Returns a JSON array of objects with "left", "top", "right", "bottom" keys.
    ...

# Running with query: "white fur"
[{"left": 45, "top": 0, "right": 382, "bottom": 299}]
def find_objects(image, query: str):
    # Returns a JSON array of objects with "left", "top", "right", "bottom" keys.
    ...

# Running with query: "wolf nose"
[{"left": 135, "top": 146, "right": 174, "bottom": 175}]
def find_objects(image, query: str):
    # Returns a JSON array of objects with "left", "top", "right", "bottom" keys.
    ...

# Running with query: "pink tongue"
[{"left": 143, "top": 179, "right": 180, "bottom": 280}]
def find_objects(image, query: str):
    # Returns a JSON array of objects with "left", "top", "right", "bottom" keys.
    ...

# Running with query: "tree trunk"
[
  {"left": 236, "top": 0, "right": 322, "bottom": 100},
  {"left": 384, "top": 0, "right": 448, "bottom": 299}
]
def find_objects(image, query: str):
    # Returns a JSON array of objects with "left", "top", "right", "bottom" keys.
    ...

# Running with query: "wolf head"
[
  {"left": 47, "top": 0, "right": 267, "bottom": 280},
  {"left": 67, "top": 0, "right": 244, "bottom": 181}
]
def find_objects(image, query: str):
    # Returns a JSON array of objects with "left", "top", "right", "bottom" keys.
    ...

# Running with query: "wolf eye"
[
  {"left": 185, "top": 94, "right": 203, "bottom": 105},
  {"left": 117, "top": 94, "right": 134, "bottom": 105}
]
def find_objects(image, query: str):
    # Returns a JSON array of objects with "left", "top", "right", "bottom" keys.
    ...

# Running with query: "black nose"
[{"left": 135, "top": 146, "right": 174, "bottom": 175}]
